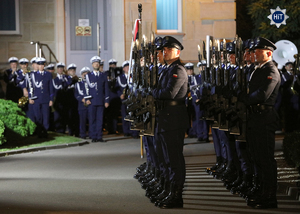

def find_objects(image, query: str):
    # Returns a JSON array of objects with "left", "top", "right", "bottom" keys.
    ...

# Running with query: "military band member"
[
  {"left": 16, "top": 58, "right": 30, "bottom": 97},
  {"left": 86, "top": 56, "right": 109, "bottom": 142},
  {"left": 152, "top": 36, "right": 189, "bottom": 209},
  {"left": 29, "top": 57, "right": 54, "bottom": 138},
  {"left": 75, "top": 67, "right": 91, "bottom": 139},
  {"left": 5, "top": 57, "right": 22, "bottom": 102},
  {"left": 117, "top": 60, "right": 131, "bottom": 136},
  {"left": 52, "top": 62, "right": 68, "bottom": 133},
  {"left": 65, "top": 63, "right": 79, "bottom": 137},
  {"left": 185, "top": 62, "right": 197, "bottom": 138},
  {"left": 30, "top": 57, "right": 39, "bottom": 72},
  {"left": 195, "top": 61, "right": 209, "bottom": 142},
  {"left": 106, "top": 58, "right": 121, "bottom": 134},
  {"left": 243, "top": 37, "right": 280, "bottom": 209}
]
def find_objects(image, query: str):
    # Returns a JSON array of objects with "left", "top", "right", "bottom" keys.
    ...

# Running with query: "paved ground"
[{"left": 0, "top": 136, "right": 299, "bottom": 214}]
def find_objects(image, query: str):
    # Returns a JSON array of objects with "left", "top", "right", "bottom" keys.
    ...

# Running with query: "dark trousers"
[
  {"left": 157, "top": 128, "right": 186, "bottom": 186},
  {"left": 79, "top": 108, "right": 89, "bottom": 138},
  {"left": 235, "top": 141, "right": 252, "bottom": 175},
  {"left": 32, "top": 102, "right": 50, "bottom": 131},
  {"left": 247, "top": 109, "right": 278, "bottom": 196},
  {"left": 89, "top": 105, "right": 104, "bottom": 140}
]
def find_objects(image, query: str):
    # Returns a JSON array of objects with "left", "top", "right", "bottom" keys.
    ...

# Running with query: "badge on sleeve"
[
  {"left": 173, "top": 74, "right": 178, "bottom": 78},
  {"left": 267, "top": 76, "right": 272, "bottom": 79}
]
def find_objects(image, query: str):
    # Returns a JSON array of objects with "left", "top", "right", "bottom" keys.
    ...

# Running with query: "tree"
[{"left": 247, "top": 0, "right": 300, "bottom": 47}]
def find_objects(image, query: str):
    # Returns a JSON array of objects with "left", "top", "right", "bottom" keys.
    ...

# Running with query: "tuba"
[{"left": 273, "top": 40, "right": 298, "bottom": 94}]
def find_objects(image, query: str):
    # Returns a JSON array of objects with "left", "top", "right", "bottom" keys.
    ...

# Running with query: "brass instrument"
[{"left": 18, "top": 96, "right": 29, "bottom": 108}]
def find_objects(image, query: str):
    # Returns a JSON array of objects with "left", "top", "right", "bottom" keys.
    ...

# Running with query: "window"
[
  {"left": 0, "top": 0, "right": 20, "bottom": 34},
  {"left": 156, "top": 0, "right": 182, "bottom": 33}
]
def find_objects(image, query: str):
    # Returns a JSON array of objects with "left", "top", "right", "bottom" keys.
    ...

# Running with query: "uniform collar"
[{"left": 259, "top": 60, "right": 271, "bottom": 68}]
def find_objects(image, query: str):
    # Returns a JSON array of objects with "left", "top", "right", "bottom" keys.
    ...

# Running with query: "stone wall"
[
  {"left": 0, "top": 0, "right": 56, "bottom": 69},
  {"left": 124, "top": 0, "right": 236, "bottom": 63}
]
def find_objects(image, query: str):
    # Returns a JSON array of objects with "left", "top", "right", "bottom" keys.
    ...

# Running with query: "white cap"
[
  {"left": 201, "top": 60, "right": 207, "bottom": 65},
  {"left": 56, "top": 62, "right": 65, "bottom": 68},
  {"left": 80, "top": 66, "right": 91, "bottom": 74},
  {"left": 197, "top": 62, "right": 202, "bottom": 67},
  {"left": 90, "top": 56, "right": 101, "bottom": 64},
  {"left": 184, "top": 62, "right": 194, "bottom": 69},
  {"left": 36, "top": 57, "right": 46, "bottom": 64},
  {"left": 19, "top": 58, "right": 29, "bottom": 64},
  {"left": 122, "top": 60, "right": 130, "bottom": 68},
  {"left": 8, "top": 57, "right": 18, "bottom": 63},
  {"left": 30, "top": 57, "right": 38, "bottom": 64},
  {"left": 108, "top": 58, "right": 117, "bottom": 65},
  {"left": 45, "top": 63, "right": 55, "bottom": 70},
  {"left": 67, "top": 63, "right": 77, "bottom": 70}
]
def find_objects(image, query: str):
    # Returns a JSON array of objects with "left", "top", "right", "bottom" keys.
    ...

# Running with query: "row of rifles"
[{"left": 123, "top": 5, "right": 249, "bottom": 141}]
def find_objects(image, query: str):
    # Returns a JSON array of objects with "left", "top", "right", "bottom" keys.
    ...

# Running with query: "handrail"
[{"left": 30, "top": 41, "right": 59, "bottom": 64}]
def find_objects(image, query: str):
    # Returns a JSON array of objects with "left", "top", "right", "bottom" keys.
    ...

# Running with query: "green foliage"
[
  {"left": 283, "top": 132, "right": 300, "bottom": 168},
  {"left": 0, "top": 120, "right": 5, "bottom": 145},
  {"left": 0, "top": 99, "right": 36, "bottom": 143},
  {"left": 248, "top": 0, "right": 300, "bottom": 46}
]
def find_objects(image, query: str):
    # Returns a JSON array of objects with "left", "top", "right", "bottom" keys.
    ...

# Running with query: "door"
[{"left": 65, "top": 0, "right": 112, "bottom": 74}]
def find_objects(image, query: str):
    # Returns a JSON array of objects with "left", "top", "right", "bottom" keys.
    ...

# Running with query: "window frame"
[
  {"left": 0, "top": 0, "right": 20, "bottom": 35},
  {"left": 156, "top": 0, "right": 182, "bottom": 34}
]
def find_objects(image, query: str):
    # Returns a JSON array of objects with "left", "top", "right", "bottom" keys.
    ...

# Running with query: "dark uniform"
[
  {"left": 30, "top": 57, "right": 54, "bottom": 138},
  {"left": 152, "top": 36, "right": 189, "bottom": 209},
  {"left": 75, "top": 67, "right": 91, "bottom": 139},
  {"left": 65, "top": 64, "right": 79, "bottom": 137},
  {"left": 244, "top": 37, "right": 280, "bottom": 209},
  {"left": 52, "top": 62, "right": 68, "bottom": 133},
  {"left": 86, "top": 56, "right": 109, "bottom": 142},
  {"left": 4, "top": 57, "right": 22, "bottom": 103}
]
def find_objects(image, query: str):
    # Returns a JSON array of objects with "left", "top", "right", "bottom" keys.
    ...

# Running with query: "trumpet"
[{"left": 18, "top": 96, "right": 29, "bottom": 108}]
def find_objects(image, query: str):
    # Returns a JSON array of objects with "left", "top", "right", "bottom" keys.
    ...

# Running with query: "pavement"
[{"left": 0, "top": 135, "right": 299, "bottom": 214}]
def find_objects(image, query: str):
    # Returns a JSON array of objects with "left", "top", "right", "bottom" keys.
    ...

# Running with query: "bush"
[
  {"left": 0, "top": 99, "right": 36, "bottom": 143},
  {"left": 282, "top": 131, "right": 300, "bottom": 168},
  {"left": 0, "top": 120, "right": 5, "bottom": 145}
]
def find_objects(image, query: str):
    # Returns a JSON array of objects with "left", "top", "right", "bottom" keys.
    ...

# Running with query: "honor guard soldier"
[
  {"left": 29, "top": 57, "right": 54, "bottom": 138},
  {"left": 65, "top": 63, "right": 79, "bottom": 136},
  {"left": 5, "top": 57, "right": 22, "bottom": 102},
  {"left": 139, "top": 37, "right": 166, "bottom": 200},
  {"left": 52, "top": 62, "right": 68, "bottom": 133},
  {"left": 85, "top": 56, "right": 109, "bottom": 142},
  {"left": 242, "top": 37, "right": 280, "bottom": 209},
  {"left": 106, "top": 58, "right": 121, "bottom": 134},
  {"left": 152, "top": 36, "right": 189, "bottom": 209},
  {"left": 75, "top": 67, "right": 91, "bottom": 139}
]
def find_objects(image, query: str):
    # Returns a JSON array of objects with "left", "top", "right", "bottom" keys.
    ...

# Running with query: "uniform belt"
[
  {"left": 249, "top": 104, "right": 273, "bottom": 113},
  {"left": 156, "top": 100, "right": 185, "bottom": 110}
]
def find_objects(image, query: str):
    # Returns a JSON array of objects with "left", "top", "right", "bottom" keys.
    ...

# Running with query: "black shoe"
[
  {"left": 91, "top": 139, "right": 97, "bottom": 143},
  {"left": 158, "top": 183, "right": 183, "bottom": 209},
  {"left": 203, "top": 138, "right": 210, "bottom": 142},
  {"left": 247, "top": 197, "right": 277, "bottom": 209},
  {"left": 124, "top": 133, "right": 131, "bottom": 137},
  {"left": 197, "top": 137, "right": 203, "bottom": 142},
  {"left": 97, "top": 138, "right": 106, "bottom": 143}
]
